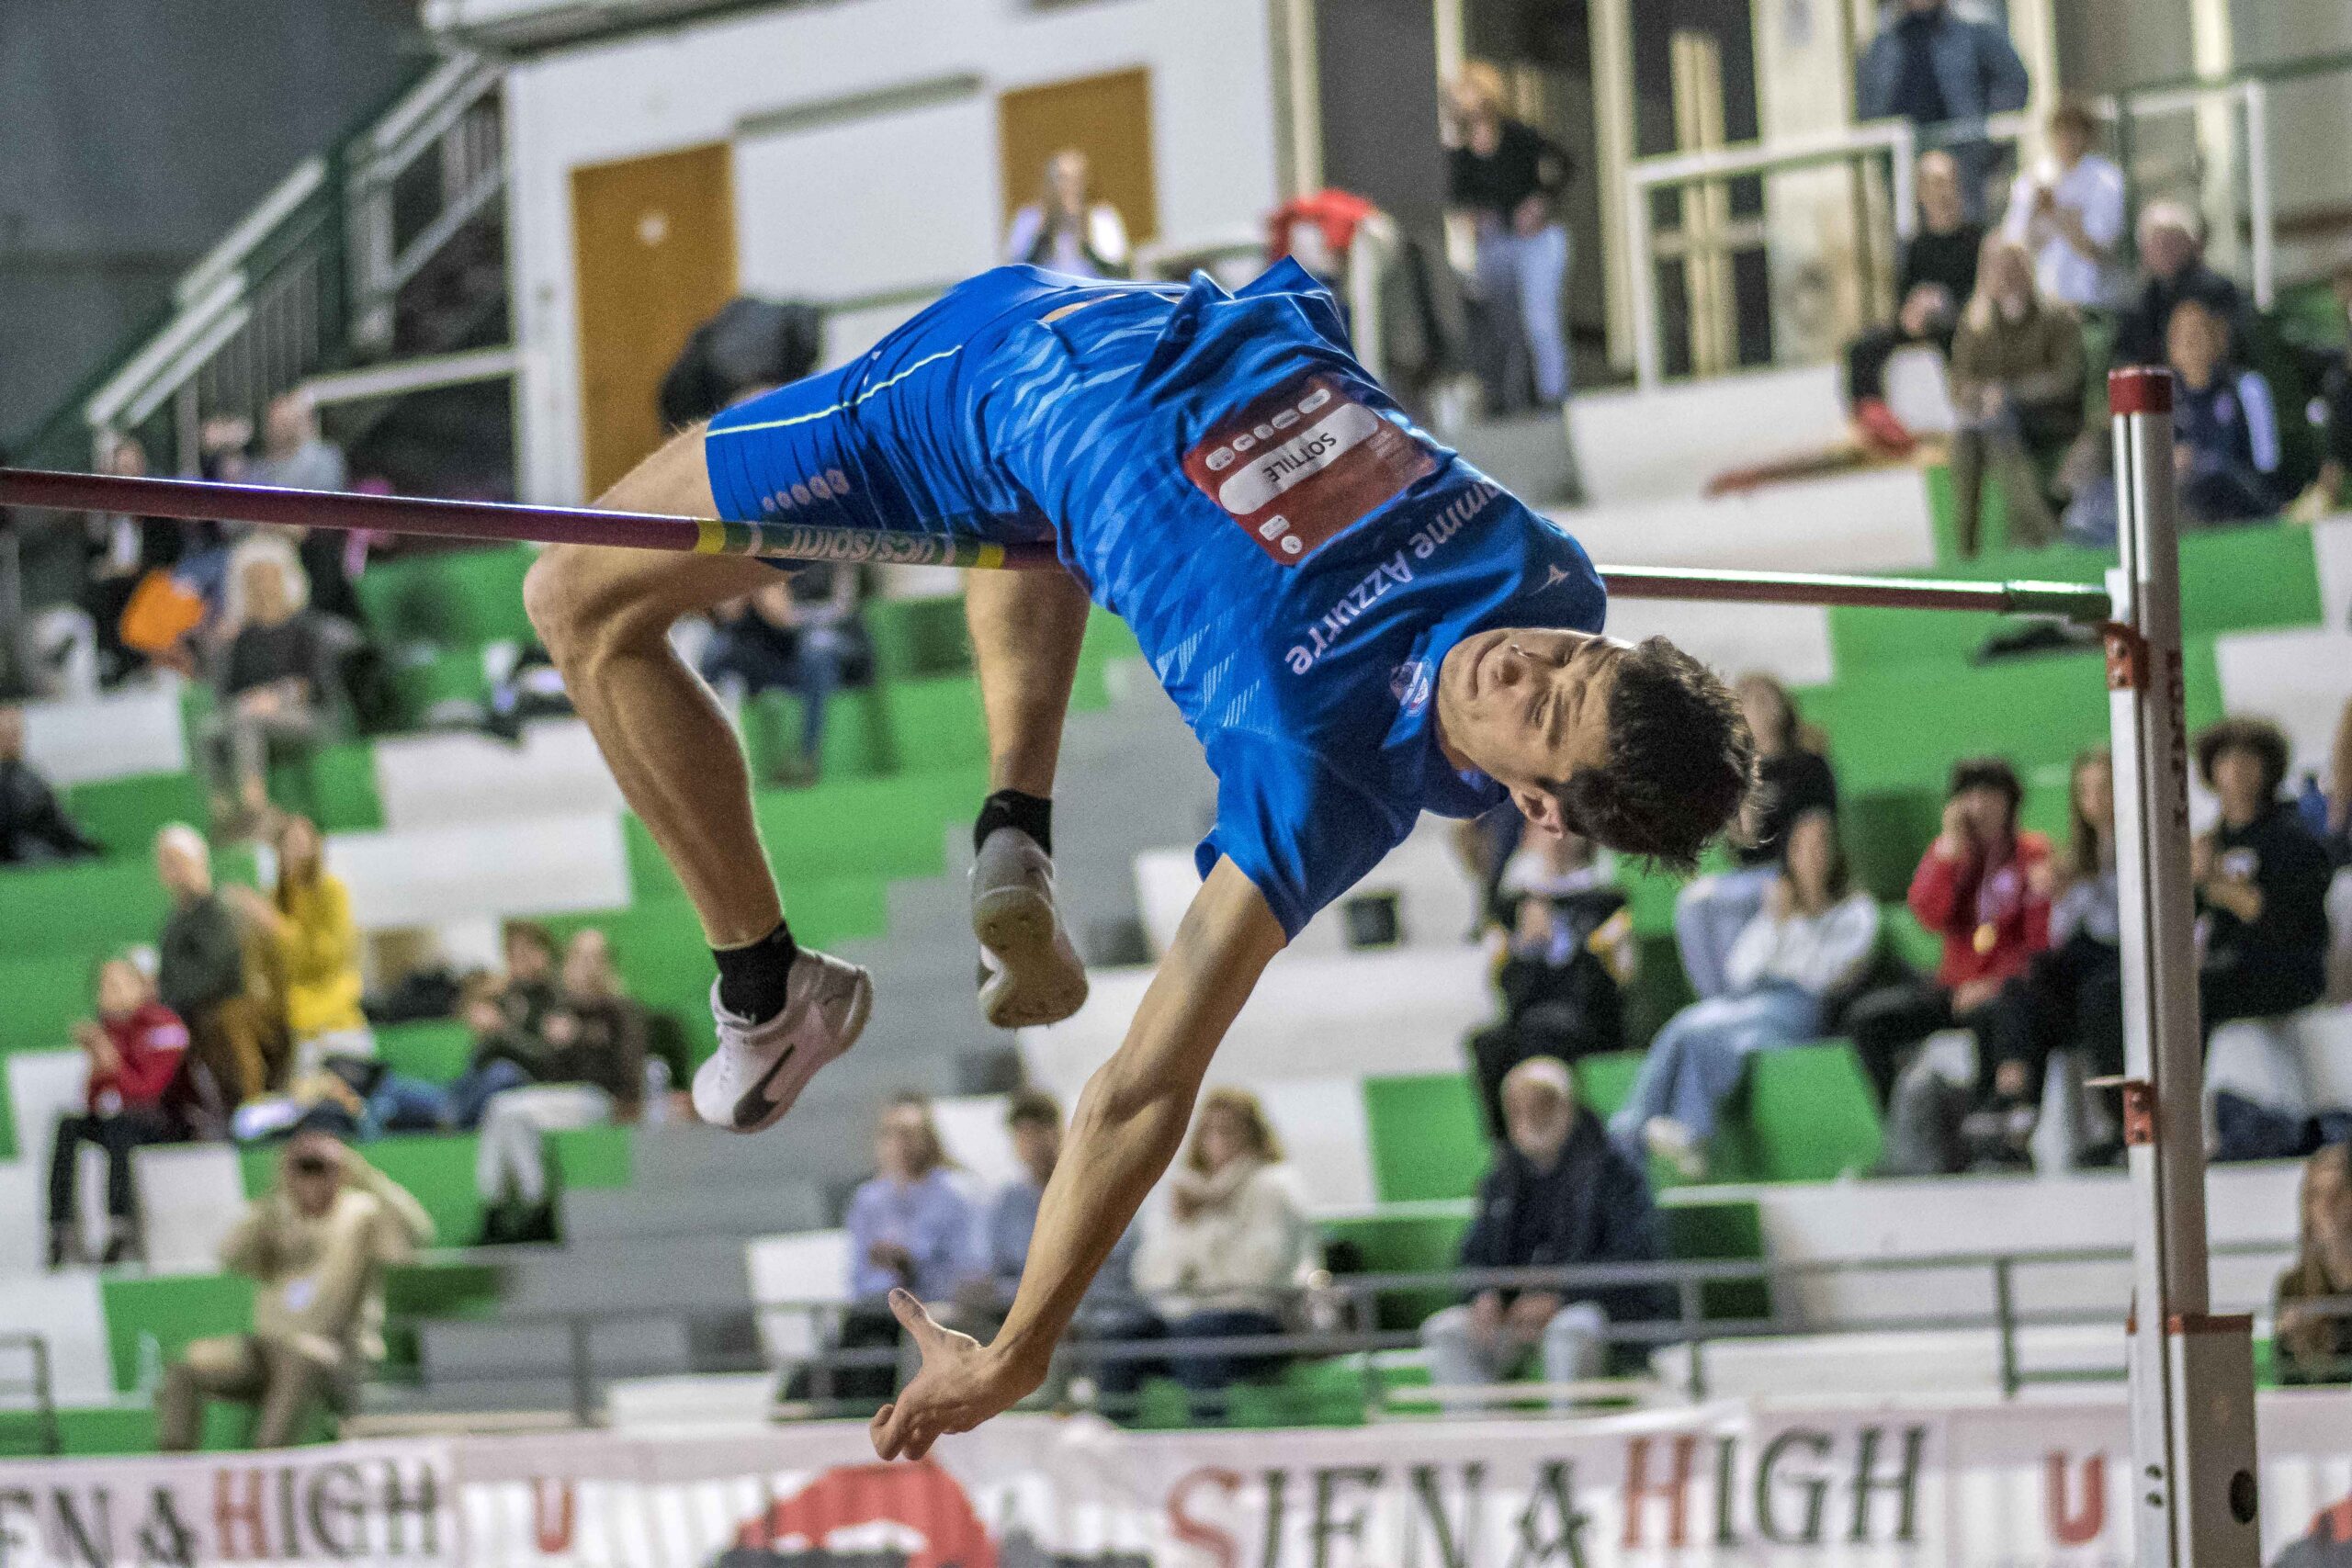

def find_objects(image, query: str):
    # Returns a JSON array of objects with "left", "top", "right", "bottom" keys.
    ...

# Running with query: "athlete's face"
[{"left": 1435, "top": 628, "right": 1625, "bottom": 834}]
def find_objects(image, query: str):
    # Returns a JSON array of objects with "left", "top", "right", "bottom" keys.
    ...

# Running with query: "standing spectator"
[
  {"left": 2292, "top": 259, "right": 2352, "bottom": 521},
  {"left": 2002, "top": 100, "right": 2125, "bottom": 310},
  {"left": 698, "top": 567, "right": 872, "bottom": 786},
  {"left": 1946, "top": 236, "right": 2085, "bottom": 556},
  {"left": 155, "top": 824, "right": 268, "bottom": 1103},
  {"left": 2195, "top": 719, "right": 2332, "bottom": 1032},
  {"left": 1421, "top": 1057, "right": 1667, "bottom": 1403},
  {"left": 1466, "top": 831, "right": 1630, "bottom": 1137},
  {"left": 1845, "top": 151, "right": 1982, "bottom": 427},
  {"left": 1614, "top": 811, "right": 1880, "bottom": 1178},
  {"left": 1853, "top": 0, "right": 2030, "bottom": 215},
  {"left": 47, "top": 957, "right": 187, "bottom": 1268},
  {"left": 2168, "top": 299, "right": 2286, "bottom": 526},
  {"left": 1847, "top": 758, "right": 2052, "bottom": 1104},
  {"left": 2275, "top": 1142, "right": 2352, "bottom": 1386},
  {"left": 203, "top": 540, "right": 333, "bottom": 837},
  {"left": 1002, "top": 150, "right": 1130, "bottom": 279},
  {"left": 0, "top": 704, "right": 102, "bottom": 864},
  {"left": 155, "top": 1124, "right": 431, "bottom": 1450},
  {"left": 829, "top": 1096, "right": 987, "bottom": 1404},
  {"left": 2113, "top": 201, "right": 2251, "bottom": 367},
  {"left": 1444, "top": 60, "right": 1576, "bottom": 409},
  {"left": 1132, "top": 1089, "right": 1314, "bottom": 1405},
  {"left": 228, "top": 816, "right": 368, "bottom": 1072},
  {"left": 1676, "top": 674, "right": 1838, "bottom": 998},
  {"left": 246, "top": 394, "right": 348, "bottom": 496}
]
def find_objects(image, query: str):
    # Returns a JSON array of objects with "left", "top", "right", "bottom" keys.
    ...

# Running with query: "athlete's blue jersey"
[{"left": 705, "top": 261, "right": 1606, "bottom": 937}]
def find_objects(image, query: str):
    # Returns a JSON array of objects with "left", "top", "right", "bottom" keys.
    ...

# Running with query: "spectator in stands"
[
  {"left": 80, "top": 436, "right": 184, "bottom": 688},
  {"left": 247, "top": 394, "right": 348, "bottom": 496},
  {"left": 2276, "top": 1142, "right": 2352, "bottom": 1385},
  {"left": 47, "top": 957, "right": 187, "bottom": 1268},
  {"left": 1133, "top": 1089, "right": 1314, "bottom": 1404},
  {"left": 2168, "top": 298, "right": 2287, "bottom": 526},
  {"left": 1852, "top": 0, "right": 2029, "bottom": 215},
  {"left": 1946, "top": 236, "right": 2084, "bottom": 556},
  {"left": 154, "top": 823, "right": 270, "bottom": 1104},
  {"left": 698, "top": 567, "right": 873, "bottom": 786},
  {"left": 156, "top": 1121, "right": 431, "bottom": 1450},
  {"left": 1614, "top": 811, "right": 1880, "bottom": 1178},
  {"left": 2114, "top": 201, "right": 2250, "bottom": 367},
  {"left": 2324, "top": 697, "right": 2352, "bottom": 1002},
  {"left": 1003, "top": 150, "right": 1130, "bottom": 279},
  {"left": 1467, "top": 828, "right": 1631, "bottom": 1137},
  {"left": 2292, "top": 259, "right": 2352, "bottom": 521},
  {"left": 1445, "top": 60, "right": 1576, "bottom": 409},
  {"left": 436, "top": 970, "right": 545, "bottom": 1130},
  {"left": 556, "top": 928, "right": 648, "bottom": 1112},
  {"left": 1848, "top": 758, "right": 2052, "bottom": 1105},
  {"left": 226, "top": 815, "right": 368, "bottom": 1073},
  {"left": 1845, "top": 150, "right": 1979, "bottom": 441},
  {"left": 1676, "top": 674, "right": 1838, "bottom": 998},
  {"left": 203, "top": 538, "right": 334, "bottom": 837},
  {"left": 497, "top": 920, "right": 563, "bottom": 1042},
  {"left": 831, "top": 1095, "right": 988, "bottom": 1404},
  {"left": 1422, "top": 1057, "right": 1667, "bottom": 1403},
  {"left": 2196, "top": 718, "right": 2332, "bottom": 1034},
  {"left": 0, "top": 703, "right": 102, "bottom": 864},
  {"left": 2002, "top": 100, "right": 2125, "bottom": 310},
  {"left": 984, "top": 1089, "right": 1157, "bottom": 1397}
]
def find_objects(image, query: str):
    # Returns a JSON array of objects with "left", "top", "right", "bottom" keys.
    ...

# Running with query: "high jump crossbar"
[{"left": 0, "top": 466, "right": 2114, "bottom": 622}]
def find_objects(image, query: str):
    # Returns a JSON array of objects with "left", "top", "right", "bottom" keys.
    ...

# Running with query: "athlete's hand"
[{"left": 868, "top": 1290, "right": 1038, "bottom": 1461}]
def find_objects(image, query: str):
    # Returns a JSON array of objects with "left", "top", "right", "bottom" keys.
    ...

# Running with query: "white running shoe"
[
  {"left": 692, "top": 949, "right": 873, "bottom": 1134},
  {"left": 971, "top": 827, "right": 1090, "bottom": 1029}
]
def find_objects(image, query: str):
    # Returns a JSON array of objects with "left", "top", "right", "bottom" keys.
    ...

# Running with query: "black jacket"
[
  {"left": 2202, "top": 803, "right": 2333, "bottom": 1002},
  {"left": 2114, "top": 262, "right": 2250, "bottom": 367},
  {"left": 0, "top": 758, "right": 100, "bottom": 864},
  {"left": 157, "top": 893, "right": 245, "bottom": 1019},
  {"left": 1458, "top": 1107, "right": 1671, "bottom": 1326}
]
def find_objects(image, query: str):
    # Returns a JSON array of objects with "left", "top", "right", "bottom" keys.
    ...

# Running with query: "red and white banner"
[{"left": 3, "top": 1393, "right": 2348, "bottom": 1567}]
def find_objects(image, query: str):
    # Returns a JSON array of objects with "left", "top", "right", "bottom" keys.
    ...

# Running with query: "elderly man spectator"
[
  {"left": 1845, "top": 150, "right": 1982, "bottom": 429},
  {"left": 2003, "top": 100, "right": 2124, "bottom": 310},
  {"left": 2114, "top": 201, "right": 2251, "bottom": 367},
  {"left": 0, "top": 704, "right": 102, "bottom": 864},
  {"left": 155, "top": 1122, "right": 431, "bottom": 1450},
  {"left": 1854, "top": 0, "right": 2029, "bottom": 215},
  {"left": 1420, "top": 1058, "right": 1668, "bottom": 1405},
  {"left": 2196, "top": 718, "right": 2333, "bottom": 1033},
  {"left": 48, "top": 957, "right": 187, "bottom": 1268},
  {"left": 205, "top": 540, "right": 334, "bottom": 837},
  {"left": 155, "top": 824, "right": 269, "bottom": 1104},
  {"left": 2168, "top": 298, "right": 2286, "bottom": 526}
]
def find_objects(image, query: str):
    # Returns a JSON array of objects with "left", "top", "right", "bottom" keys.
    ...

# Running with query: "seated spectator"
[
  {"left": 156, "top": 1122, "right": 430, "bottom": 1450},
  {"left": 1947, "top": 237, "right": 2084, "bottom": 556},
  {"left": 79, "top": 435, "right": 186, "bottom": 688},
  {"left": 1676, "top": 674, "right": 1838, "bottom": 999},
  {"left": 2323, "top": 697, "right": 2352, "bottom": 1001},
  {"left": 47, "top": 957, "right": 187, "bottom": 1268},
  {"left": 228, "top": 816, "right": 369, "bottom": 1073},
  {"left": 1467, "top": 828, "right": 1629, "bottom": 1136},
  {"left": 497, "top": 920, "right": 563, "bottom": 1041},
  {"left": 2275, "top": 1142, "right": 2352, "bottom": 1385},
  {"left": 1132, "top": 1089, "right": 1314, "bottom": 1405},
  {"left": 1420, "top": 1057, "right": 1667, "bottom": 1404},
  {"left": 1974, "top": 750, "right": 2123, "bottom": 1167},
  {"left": 246, "top": 394, "right": 348, "bottom": 495},
  {"left": 552, "top": 928, "right": 648, "bottom": 1115},
  {"left": 2196, "top": 718, "right": 2332, "bottom": 1033},
  {"left": 2290, "top": 258, "right": 2352, "bottom": 522},
  {"left": 2001, "top": 100, "right": 2124, "bottom": 311},
  {"left": 983, "top": 1089, "right": 1156, "bottom": 1399},
  {"left": 827, "top": 1096, "right": 988, "bottom": 1404},
  {"left": 697, "top": 567, "right": 872, "bottom": 786},
  {"left": 2169, "top": 298, "right": 2287, "bottom": 526},
  {"left": 1845, "top": 150, "right": 1979, "bottom": 439},
  {"left": 155, "top": 824, "right": 272, "bottom": 1103},
  {"left": 2113, "top": 200, "right": 2249, "bottom": 367},
  {"left": 0, "top": 703, "right": 102, "bottom": 864},
  {"left": 1003, "top": 149, "right": 1130, "bottom": 279},
  {"left": 1614, "top": 811, "right": 1879, "bottom": 1178},
  {"left": 202, "top": 539, "right": 334, "bottom": 837},
  {"left": 433, "top": 971, "right": 547, "bottom": 1131},
  {"left": 1847, "top": 758, "right": 2052, "bottom": 1105}
]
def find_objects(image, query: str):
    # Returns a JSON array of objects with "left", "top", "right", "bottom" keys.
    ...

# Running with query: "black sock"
[
  {"left": 713, "top": 921, "right": 800, "bottom": 1023},
  {"left": 974, "top": 789, "right": 1053, "bottom": 857}
]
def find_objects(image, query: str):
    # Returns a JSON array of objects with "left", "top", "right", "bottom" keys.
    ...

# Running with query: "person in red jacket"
[
  {"left": 1847, "top": 757, "right": 2053, "bottom": 1106},
  {"left": 47, "top": 956, "right": 188, "bottom": 1268}
]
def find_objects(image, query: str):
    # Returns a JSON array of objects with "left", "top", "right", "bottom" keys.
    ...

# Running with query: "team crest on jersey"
[
  {"left": 1182, "top": 373, "right": 1437, "bottom": 564},
  {"left": 1389, "top": 659, "right": 1433, "bottom": 713}
]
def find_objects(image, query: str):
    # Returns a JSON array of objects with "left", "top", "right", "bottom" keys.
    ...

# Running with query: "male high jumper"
[{"left": 524, "top": 259, "right": 1752, "bottom": 1458}]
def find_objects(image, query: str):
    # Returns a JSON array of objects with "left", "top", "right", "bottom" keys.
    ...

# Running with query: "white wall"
[{"left": 503, "top": 0, "right": 1282, "bottom": 504}]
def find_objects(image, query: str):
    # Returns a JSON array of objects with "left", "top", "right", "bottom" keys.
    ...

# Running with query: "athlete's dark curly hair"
[{"left": 1550, "top": 637, "right": 1753, "bottom": 875}]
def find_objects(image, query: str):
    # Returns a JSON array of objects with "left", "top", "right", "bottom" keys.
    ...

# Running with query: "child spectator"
[
  {"left": 0, "top": 703, "right": 102, "bottom": 864},
  {"left": 2001, "top": 100, "right": 2124, "bottom": 310},
  {"left": 1675, "top": 674, "right": 1838, "bottom": 998},
  {"left": 2275, "top": 1142, "right": 2352, "bottom": 1385},
  {"left": 229, "top": 816, "right": 369, "bottom": 1071},
  {"left": 827, "top": 1096, "right": 988, "bottom": 1404},
  {"left": 1946, "top": 236, "right": 2084, "bottom": 555},
  {"left": 47, "top": 957, "right": 187, "bottom": 1268},
  {"left": 1467, "top": 827, "right": 1630, "bottom": 1136},
  {"left": 1421, "top": 1057, "right": 1666, "bottom": 1405},
  {"left": 2169, "top": 298, "right": 2286, "bottom": 526},
  {"left": 2195, "top": 718, "right": 2332, "bottom": 1032},
  {"left": 1614, "top": 811, "right": 1879, "bottom": 1178}
]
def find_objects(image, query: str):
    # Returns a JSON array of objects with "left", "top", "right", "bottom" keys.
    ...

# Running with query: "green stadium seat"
[
  {"left": 63, "top": 771, "right": 209, "bottom": 853},
  {"left": 1362, "top": 1074, "right": 1487, "bottom": 1203},
  {"left": 374, "top": 1019, "right": 476, "bottom": 1084}
]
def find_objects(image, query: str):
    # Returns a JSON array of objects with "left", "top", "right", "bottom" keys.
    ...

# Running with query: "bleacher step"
[{"left": 560, "top": 1179, "right": 826, "bottom": 1243}]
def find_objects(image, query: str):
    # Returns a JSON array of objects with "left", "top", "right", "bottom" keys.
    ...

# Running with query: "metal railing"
[{"left": 0, "top": 1334, "right": 60, "bottom": 1458}]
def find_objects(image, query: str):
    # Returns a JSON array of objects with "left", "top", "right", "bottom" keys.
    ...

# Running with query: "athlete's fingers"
[
  {"left": 869, "top": 1404, "right": 898, "bottom": 1459},
  {"left": 888, "top": 1288, "right": 945, "bottom": 1348}
]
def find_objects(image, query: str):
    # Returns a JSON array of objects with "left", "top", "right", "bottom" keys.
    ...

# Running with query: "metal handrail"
[{"left": 0, "top": 1334, "right": 60, "bottom": 1457}]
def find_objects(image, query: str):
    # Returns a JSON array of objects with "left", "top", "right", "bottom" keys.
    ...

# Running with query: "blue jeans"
[
  {"left": 1164, "top": 1309, "right": 1287, "bottom": 1396},
  {"left": 1611, "top": 982, "right": 1823, "bottom": 1154},
  {"left": 366, "top": 1075, "right": 453, "bottom": 1135},
  {"left": 1473, "top": 223, "right": 1572, "bottom": 404},
  {"left": 700, "top": 626, "right": 842, "bottom": 765},
  {"left": 1673, "top": 865, "right": 1778, "bottom": 999},
  {"left": 444, "top": 1058, "right": 530, "bottom": 1131}
]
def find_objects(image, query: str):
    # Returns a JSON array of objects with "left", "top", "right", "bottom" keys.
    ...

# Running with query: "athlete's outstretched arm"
[{"left": 869, "top": 857, "right": 1287, "bottom": 1459}]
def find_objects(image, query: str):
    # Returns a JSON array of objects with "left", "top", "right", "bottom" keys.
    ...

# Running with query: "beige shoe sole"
[{"left": 974, "top": 883, "right": 1090, "bottom": 1029}]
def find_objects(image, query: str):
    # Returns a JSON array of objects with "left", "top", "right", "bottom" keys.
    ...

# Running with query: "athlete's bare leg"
[
  {"left": 524, "top": 427, "right": 781, "bottom": 947},
  {"left": 963, "top": 567, "right": 1092, "bottom": 795}
]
